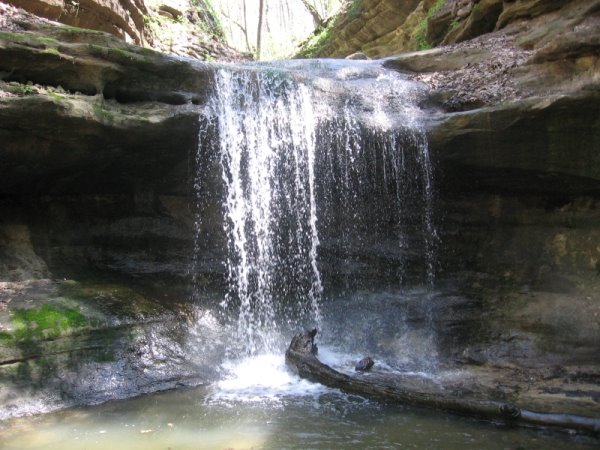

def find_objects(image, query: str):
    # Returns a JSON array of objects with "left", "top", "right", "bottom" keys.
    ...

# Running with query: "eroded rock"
[{"left": 6, "top": 0, "right": 148, "bottom": 44}]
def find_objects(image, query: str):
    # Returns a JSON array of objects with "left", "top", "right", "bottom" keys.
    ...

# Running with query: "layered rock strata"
[
  {"left": 297, "top": 0, "right": 595, "bottom": 59},
  {"left": 4, "top": 0, "right": 148, "bottom": 44}
]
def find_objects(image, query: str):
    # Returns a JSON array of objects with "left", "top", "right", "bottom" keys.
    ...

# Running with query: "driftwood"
[{"left": 285, "top": 330, "right": 600, "bottom": 435}]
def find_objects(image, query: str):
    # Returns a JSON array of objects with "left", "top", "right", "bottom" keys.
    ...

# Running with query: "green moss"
[
  {"left": 11, "top": 304, "right": 88, "bottom": 340},
  {"left": 58, "top": 24, "right": 104, "bottom": 35},
  {"left": 107, "top": 46, "right": 140, "bottom": 60},
  {"left": 0, "top": 31, "right": 28, "bottom": 42},
  {"left": 136, "top": 46, "right": 160, "bottom": 57},
  {"left": 87, "top": 43, "right": 109, "bottom": 57},
  {"left": 43, "top": 47, "right": 61, "bottom": 56},
  {"left": 14, "top": 83, "right": 37, "bottom": 95},
  {"left": 413, "top": 0, "right": 447, "bottom": 50},
  {"left": 87, "top": 44, "right": 139, "bottom": 62},
  {"left": 414, "top": 21, "right": 432, "bottom": 50},
  {"left": 0, "top": 331, "right": 13, "bottom": 344},
  {"left": 47, "top": 91, "right": 65, "bottom": 103},
  {"left": 93, "top": 104, "right": 115, "bottom": 123},
  {"left": 296, "top": 20, "right": 335, "bottom": 58},
  {"left": 0, "top": 31, "right": 59, "bottom": 46},
  {"left": 38, "top": 36, "right": 60, "bottom": 46},
  {"left": 94, "top": 44, "right": 156, "bottom": 65}
]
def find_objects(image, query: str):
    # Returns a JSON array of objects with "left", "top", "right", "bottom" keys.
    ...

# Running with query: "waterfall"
[
  {"left": 205, "top": 67, "right": 323, "bottom": 354},
  {"left": 195, "top": 61, "right": 437, "bottom": 356}
]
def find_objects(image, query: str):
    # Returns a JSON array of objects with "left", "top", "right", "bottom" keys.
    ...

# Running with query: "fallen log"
[{"left": 285, "top": 330, "right": 600, "bottom": 435}]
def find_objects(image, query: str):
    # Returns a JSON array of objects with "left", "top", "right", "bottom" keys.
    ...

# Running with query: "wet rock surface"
[
  {"left": 384, "top": 1, "right": 600, "bottom": 319},
  {"left": 0, "top": 278, "right": 221, "bottom": 420}
]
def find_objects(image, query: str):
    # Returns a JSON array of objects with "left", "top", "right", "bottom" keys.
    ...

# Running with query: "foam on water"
[
  {"left": 316, "top": 346, "right": 361, "bottom": 373},
  {"left": 207, "top": 343, "right": 430, "bottom": 406},
  {"left": 208, "top": 353, "right": 328, "bottom": 404}
]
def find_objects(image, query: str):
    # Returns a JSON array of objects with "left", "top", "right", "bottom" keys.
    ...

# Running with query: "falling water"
[
  {"left": 196, "top": 60, "right": 438, "bottom": 356},
  {"left": 205, "top": 67, "right": 324, "bottom": 354}
]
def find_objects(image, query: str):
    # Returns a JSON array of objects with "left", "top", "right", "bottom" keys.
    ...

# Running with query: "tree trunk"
[
  {"left": 285, "top": 330, "right": 600, "bottom": 435},
  {"left": 243, "top": 0, "right": 252, "bottom": 53},
  {"left": 300, "top": 0, "right": 325, "bottom": 28},
  {"left": 256, "top": 0, "right": 265, "bottom": 59}
]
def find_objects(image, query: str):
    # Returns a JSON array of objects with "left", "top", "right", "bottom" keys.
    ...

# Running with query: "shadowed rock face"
[
  {"left": 377, "top": 0, "right": 600, "bottom": 300},
  {"left": 0, "top": 14, "right": 226, "bottom": 411},
  {"left": 294, "top": 0, "right": 600, "bottom": 410},
  {"left": 0, "top": 2, "right": 598, "bottom": 293},
  {"left": 0, "top": 12, "right": 221, "bottom": 281}
]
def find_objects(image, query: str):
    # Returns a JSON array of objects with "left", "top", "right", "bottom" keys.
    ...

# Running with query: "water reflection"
[{"left": 1, "top": 369, "right": 598, "bottom": 450}]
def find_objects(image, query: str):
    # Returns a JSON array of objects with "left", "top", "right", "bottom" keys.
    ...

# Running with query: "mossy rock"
[{"left": 10, "top": 304, "right": 89, "bottom": 340}]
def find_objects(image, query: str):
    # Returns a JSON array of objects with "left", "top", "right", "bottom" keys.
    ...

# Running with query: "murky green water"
[{"left": 1, "top": 355, "right": 597, "bottom": 450}]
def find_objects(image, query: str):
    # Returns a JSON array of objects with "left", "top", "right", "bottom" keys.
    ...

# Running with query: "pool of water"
[{"left": 1, "top": 352, "right": 597, "bottom": 450}]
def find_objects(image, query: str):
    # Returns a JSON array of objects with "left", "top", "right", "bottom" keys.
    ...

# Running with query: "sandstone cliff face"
[
  {"left": 296, "top": 0, "right": 600, "bottom": 388},
  {"left": 298, "top": 0, "right": 590, "bottom": 58},
  {"left": 0, "top": 10, "right": 215, "bottom": 282},
  {"left": 1, "top": 0, "right": 598, "bottom": 330},
  {"left": 1, "top": 0, "right": 246, "bottom": 61},
  {"left": 382, "top": 0, "right": 600, "bottom": 376},
  {"left": 0, "top": 12, "right": 223, "bottom": 417},
  {"left": 5, "top": 0, "right": 148, "bottom": 44},
  {"left": 297, "top": 0, "right": 424, "bottom": 58},
  {"left": 395, "top": 0, "right": 600, "bottom": 297}
]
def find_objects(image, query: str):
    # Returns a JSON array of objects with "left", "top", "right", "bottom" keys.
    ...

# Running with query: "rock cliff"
[
  {"left": 0, "top": 10, "right": 222, "bottom": 416},
  {"left": 6, "top": 0, "right": 148, "bottom": 44},
  {"left": 296, "top": 0, "right": 600, "bottom": 299},
  {"left": 301, "top": 0, "right": 600, "bottom": 419},
  {"left": 297, "top": 0, "right": 595, "bottom": 58},
  {"left": 1, "top": 0, "right": 246, "bottom": 61},
  {"left": 0, "top": 9, "right": 215, "bottom": 281}
]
